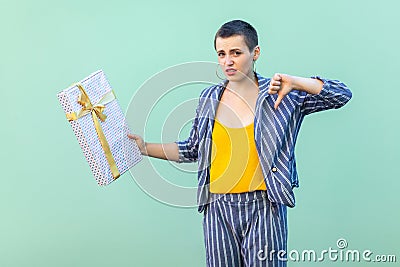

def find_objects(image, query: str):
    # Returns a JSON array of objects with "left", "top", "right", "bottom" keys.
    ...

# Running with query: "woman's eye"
[
  {"left": 234, "top": 51, "right": 242, "bottom": 56},
  {"left": 218, "top": 53, "right": 225, "bottom": 57}
]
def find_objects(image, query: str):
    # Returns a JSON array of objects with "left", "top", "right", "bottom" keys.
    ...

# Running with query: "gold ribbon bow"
[{"left": 66, "top": 83, "right": 120, "bottom": 179}]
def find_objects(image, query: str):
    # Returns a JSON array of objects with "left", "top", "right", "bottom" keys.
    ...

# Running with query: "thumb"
[{"left": 274, "top": 94, "right": 284, "bottom": 110}]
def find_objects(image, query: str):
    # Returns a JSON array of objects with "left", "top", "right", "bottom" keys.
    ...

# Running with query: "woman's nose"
[{"left": 225, "top": 55, "right": 233, "bottom": 66}]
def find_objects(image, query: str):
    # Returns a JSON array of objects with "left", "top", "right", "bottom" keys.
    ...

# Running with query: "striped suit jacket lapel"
[
  {"left": 197, "top": 82, "right": 225, "bottom": 209},
  {"left": 256, "top": 75, "right": 295, "bottom": 206}
]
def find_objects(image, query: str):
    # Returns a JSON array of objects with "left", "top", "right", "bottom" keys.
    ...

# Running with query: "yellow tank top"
[{"left": 209, "top": 119, "right": 266, "bottom": 193}]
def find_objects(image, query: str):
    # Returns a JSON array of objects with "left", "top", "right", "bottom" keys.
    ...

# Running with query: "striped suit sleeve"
[
  {"left": 174, "top": 100, "right": 200, "bottom": 163},
  {"left": 291, "top": 76, "right": 352, "bottom": 115}
]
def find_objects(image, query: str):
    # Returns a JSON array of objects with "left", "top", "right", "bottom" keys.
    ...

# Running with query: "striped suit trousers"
[{"left": 203, "top": 190, "right": 288, "bottom": 267}]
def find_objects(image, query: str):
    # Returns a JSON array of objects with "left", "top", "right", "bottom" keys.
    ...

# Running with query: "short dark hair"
[{"left": 214, "top": 20, "right": 258, "bottom": 51}]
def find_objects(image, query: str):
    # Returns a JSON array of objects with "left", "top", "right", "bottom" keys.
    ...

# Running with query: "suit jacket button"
[{"left": 272, "top": 167, "right": 277, "bottom": 172}]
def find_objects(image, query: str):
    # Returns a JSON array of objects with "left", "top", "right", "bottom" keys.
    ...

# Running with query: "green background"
[{"left": 1, "top": 0, "right": 399, "bottom": 266}]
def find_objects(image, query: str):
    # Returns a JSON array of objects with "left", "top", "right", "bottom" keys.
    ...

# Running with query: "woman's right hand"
[{"left": 127, "top": 133, "right": 147, "bottom": 155}]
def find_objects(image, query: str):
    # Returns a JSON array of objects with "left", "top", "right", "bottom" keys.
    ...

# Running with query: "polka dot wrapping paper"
[{"left": 57, "top": 70, "right": 143, "bottom": 185}]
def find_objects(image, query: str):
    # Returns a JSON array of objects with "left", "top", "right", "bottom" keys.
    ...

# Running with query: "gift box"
[{"left": 57, "top": 70, "right": 142, "bottom": 185}]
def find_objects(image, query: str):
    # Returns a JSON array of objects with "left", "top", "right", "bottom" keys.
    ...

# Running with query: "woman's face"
[{"left": 215, "top": 35, "right": 260, "bottom": 83}]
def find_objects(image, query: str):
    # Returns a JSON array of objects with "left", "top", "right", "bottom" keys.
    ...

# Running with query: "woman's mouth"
[{"left": 225, "top": 68, "right": 237, "bottom": 76}]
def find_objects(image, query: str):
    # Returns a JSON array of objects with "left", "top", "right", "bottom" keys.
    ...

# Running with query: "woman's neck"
[{"left": 226, "top": 72, "right": 259, "bottom": 95}]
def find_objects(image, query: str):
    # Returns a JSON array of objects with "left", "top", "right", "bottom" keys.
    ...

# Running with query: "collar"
[{"left": 255, "top": 72, "right": 270, "bottom": 94}]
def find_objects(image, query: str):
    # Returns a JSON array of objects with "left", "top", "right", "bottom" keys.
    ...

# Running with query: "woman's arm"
[
  {"left": 128, "top": 86, "right": 213, "bottom": 164},
  {"left": 127, "top": 95, "right": 202, "bottom": 163},
  {"left": 269, "top": 73, "right": 352, "bottom": 113},
  {"left": 127, "top": 134, "right": 180, "bottom": 162},
  {"left": 290, "top": 75, "right": 324, "bottom": 94}
]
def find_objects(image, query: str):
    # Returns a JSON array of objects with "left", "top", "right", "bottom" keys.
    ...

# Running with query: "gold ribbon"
[{"left": 66, "top": 83, "right": 120, "bottom": 179}]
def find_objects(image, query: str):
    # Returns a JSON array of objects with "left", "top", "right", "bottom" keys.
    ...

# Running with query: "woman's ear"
[{"left": 253, "top": 45, "right": 260, "bottom": 61}]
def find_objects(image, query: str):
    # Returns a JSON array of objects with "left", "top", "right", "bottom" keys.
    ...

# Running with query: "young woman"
[{"left": 129, "top": 20, "right": 352, "bottom": 267}]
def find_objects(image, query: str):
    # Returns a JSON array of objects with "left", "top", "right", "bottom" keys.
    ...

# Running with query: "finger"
[
  {"left": 274, "top": 94, "right": 284, "bottom": 110},
  {"left": 268, "top": 86, "right": 280, "bottom": 93},
  {"left": 271, "top": 81, "right": 281, "bottom": 86},
  {"left": 127, "top": 134, "right": 137, "bottom": 139},
  {"left": 274, "top": 73, "right": 282, "bottom": 81}
]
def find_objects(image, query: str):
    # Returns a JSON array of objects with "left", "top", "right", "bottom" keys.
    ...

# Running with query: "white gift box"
[{"left": 57, "top": 70, "right": 142, "bottom": 185}]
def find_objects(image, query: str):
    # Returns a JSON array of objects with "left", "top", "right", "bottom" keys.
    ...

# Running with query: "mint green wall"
[{"left": 1, "top": 0, "right": 399, "bottom": 266}]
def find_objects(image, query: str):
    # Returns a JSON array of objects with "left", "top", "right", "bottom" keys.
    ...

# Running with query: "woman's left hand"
[{"left": 268, "top": 73, "right": 294, "bottom": 109}]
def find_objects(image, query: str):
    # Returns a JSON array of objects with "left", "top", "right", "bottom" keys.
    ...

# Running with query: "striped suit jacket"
[{"left": 175, "top": 72, "right": 352, "bottom": 213}]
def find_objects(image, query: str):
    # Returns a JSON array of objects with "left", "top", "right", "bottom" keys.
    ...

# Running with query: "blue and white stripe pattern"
[
  {"left": 175, "top": 72, "right": 352, "bottom": 212},
  {"left": 204, "top": 190, "right": 288, "bottom": 267}
]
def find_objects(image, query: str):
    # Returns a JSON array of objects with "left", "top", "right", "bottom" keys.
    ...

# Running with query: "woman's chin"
[{"left": 225, "top": 73, "right": 250, "bottom": 83}]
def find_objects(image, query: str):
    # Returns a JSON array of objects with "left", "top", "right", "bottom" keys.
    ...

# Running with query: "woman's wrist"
[{"left": 142, "top": 142, "right": 149, "bottom": 156}]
